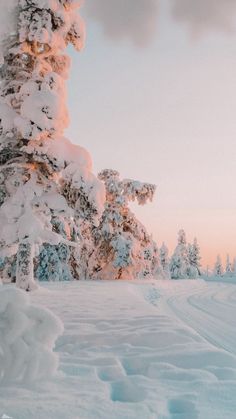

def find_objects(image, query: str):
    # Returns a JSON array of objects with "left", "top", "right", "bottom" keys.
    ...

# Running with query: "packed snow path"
[
  {"left": 162, "top": 281, "right": 236, "bottom": 355},
  {"left": 1, "top": 280, "right": 236, "bottom": 419}
]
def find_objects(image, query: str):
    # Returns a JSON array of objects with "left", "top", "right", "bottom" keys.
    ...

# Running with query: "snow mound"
[{"left": 0, "top": 287, "right": 63, "bottom": 384}]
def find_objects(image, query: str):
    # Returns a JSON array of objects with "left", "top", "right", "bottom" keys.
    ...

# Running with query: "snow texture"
[
  {"left": 1, "top": 280, "right": 236, "bottom": 418},
  {"left": 0, "top": 285, "right": 63, "bottom": 383}
]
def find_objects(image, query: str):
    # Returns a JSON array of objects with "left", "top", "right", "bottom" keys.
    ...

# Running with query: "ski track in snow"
[
  {"left": 165, "top": 283, "right": 236, "bottom": 355},
  {"left": 0, "top": 280, "right": 236, "bottom": 419}
]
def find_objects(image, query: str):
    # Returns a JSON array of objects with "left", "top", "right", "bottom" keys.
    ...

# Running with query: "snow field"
[{"left": 0, "top": 280, "right": 236, "bottom": 418}]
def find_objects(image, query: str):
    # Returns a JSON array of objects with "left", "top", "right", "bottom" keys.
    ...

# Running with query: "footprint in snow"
[
  {"left": 168, "top": 398, "right": 198, "bottom": 419},
  {"left": 110, "top": 379, "right": 146, "bottom": 403},
  {"left": 147, "top": 288, "right": 160, "bottom": 306},
  {"left": 97, "top": 364, "right": 125, "bottom": 382}
]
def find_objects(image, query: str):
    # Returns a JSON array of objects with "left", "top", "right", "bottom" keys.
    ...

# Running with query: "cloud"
[
  {"left": 84, "top": 0, "right": 236, "bottom": 45},
  {"left": 0, "top": 0, "right": 18, "bottom": 62},
  {"left": 0, "top": 0, "right": 18, "bottom": 41},
  {"left": 84, "top": 0, "right": 159, "bottom": 46},
  {"left": 170, "top": 0, "right": 236, "bottom": 35}
]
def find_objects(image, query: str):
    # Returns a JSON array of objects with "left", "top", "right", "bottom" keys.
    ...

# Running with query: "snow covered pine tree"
[
  {"left": 187, "top": 237, "right": 201, "bottom": 278},
  {"left": 88, "top": 169, "right": 162, "bottom": 280},
  {"left": 225, "top": 254, "right": 233, "bottom": 277},
  {"left": 232, "top": 257, "right": 236, "bottom": 277},
  {"left": 214, "top": 255, "right": 223, "bottom": 277},
  {"left": 170, "top": 229, "right": 190, "bottom": 279},
  {"left": 160, "top": 242, "right": 170, "bottom": 279},
  {"left": 0, "top": 0, "right": 104, "bottom": 290}
]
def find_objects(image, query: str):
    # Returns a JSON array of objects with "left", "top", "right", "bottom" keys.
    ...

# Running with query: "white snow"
[
  {"left": 0, "top": 286, "right": 63, "bottom": 384},
  {"left": 1, "top": 279, "right": 236, "bottom": 418}
]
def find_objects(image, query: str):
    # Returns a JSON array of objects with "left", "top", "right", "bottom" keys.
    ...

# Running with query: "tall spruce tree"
[{"left": 0, "top": 0, "right": 104, "bottom": 290}]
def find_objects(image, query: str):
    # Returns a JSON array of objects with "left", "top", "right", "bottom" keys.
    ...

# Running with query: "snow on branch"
[
  {"left": 0, "top": 0, "right": 105, "bottom": 288},
  {"left": 123, "top": 179, "right": 156, "bottom": 205},
  {"left": 90, "top": 169, "right": 160, "bottom": 280},
  {"left": 98, "top": 169, "right": 156, "bottom": 206}
]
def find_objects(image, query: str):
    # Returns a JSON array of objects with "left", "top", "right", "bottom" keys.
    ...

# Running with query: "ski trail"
[{"left": 149, "top": 281, "right": 236, "bottom": 356}]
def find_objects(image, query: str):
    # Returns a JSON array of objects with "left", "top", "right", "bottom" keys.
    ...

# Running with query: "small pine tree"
[
  {"left": 159, "top": 242, "right": 170, "bottom": 279},
  {"left": 214, "top": 255, "right": 223, "bottom": 277},
  {"left": 225, "top": 254, "right": 233, "bottom": 277},
  {"left": 205, "top": 265, "right": 210, "bottom": 277},
  {"left": 232, "top": 257, "right": 236, "bottom": 277}
]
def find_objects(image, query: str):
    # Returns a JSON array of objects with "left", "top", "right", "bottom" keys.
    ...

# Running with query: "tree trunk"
[{"left": 16, "top": 241, "right": 37, "bottom": 291}]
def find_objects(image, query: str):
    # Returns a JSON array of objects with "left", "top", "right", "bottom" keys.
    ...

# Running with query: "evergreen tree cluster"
[
  {"left": 169, "top": 230, "right": 202, "bottom": 279},
  {"left": 0, "top": 1, "right": 164, "bottom": 287},
  {"left": 0, "top": 2, "right": 227, "bottom": 287},
  {"left": 209, "top": 254, "right": 236, "bottom": 278}
]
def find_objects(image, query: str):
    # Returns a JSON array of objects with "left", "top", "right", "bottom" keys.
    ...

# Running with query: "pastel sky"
[{"left": 66, "top": 0, "right": 236, "bottom": 268}]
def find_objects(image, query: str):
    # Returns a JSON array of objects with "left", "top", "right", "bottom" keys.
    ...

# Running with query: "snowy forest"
[
  {"left": 0, "top": 0, "right": 162, "bottom": 290},
  {"left": 0, "top": 1, "right": 234, "bottom": 292},
  {"left": 0, "top": 3, "right": 236, "bottom": 419}
]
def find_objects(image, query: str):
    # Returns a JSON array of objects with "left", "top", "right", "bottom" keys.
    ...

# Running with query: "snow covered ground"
[{"left": 1, "top": 279, "right": 236, "bottom": 419}]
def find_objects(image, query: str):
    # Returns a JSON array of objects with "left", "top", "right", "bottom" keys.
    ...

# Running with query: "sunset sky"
[{"left": 66, "top": 0, "right": 236, "bottom": 268}]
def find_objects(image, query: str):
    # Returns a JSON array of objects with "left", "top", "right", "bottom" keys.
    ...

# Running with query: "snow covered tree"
[
  {"left": 159, "top": 242, "right": 170, "bottom": 279},
  {"left": 187, "top": 237, "right": 201, "bottom": 278},
  {"left": 203, "top": 265, "right": 211, "bottom": 277},
  {"left": 0, "top": 1, "right": 105, "bottom": 290},
  {"left": 88, "top": 169, "right": 161, "bottom": 280},
  {"left": 225, "top": 254, "right": 233, "bottom": 277},
  {"left": 232, "top": 257, "right": 236, "bottom": 277},
  {"left": 169, "top": 249, "right": 182, "bottom": 280},
  {"left": 35, "top": 243, "right": 73, "bottom": 282},
  {"left": 214, "top": 255, "right": 223, "bottom": 277},
  {"left": 170, "top": 229, "right": 189, "bottom": 279}
]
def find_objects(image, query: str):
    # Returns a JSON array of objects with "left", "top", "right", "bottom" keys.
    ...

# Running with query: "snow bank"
[{"left": 0, "top": 287, "right": 63, "bottom": 384}]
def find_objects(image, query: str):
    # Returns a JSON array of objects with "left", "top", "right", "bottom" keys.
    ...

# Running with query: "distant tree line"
[{"left": 207, "top": 254, "right": 236, "bottom": 278}]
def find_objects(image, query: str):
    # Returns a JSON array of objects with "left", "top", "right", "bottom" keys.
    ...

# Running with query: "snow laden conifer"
[
  {"left": 232, "top": 257, "right": 236, "bottom": 277},
  {"left": 170, "top": 229, "right": 189, "bottom": 279},
  {"left": 214, "top": 255, "right": 223, "bottom": 277},
  {"left": 225, "top": 254, "right": 233, "bottom": 277},
  {"left": 88, "top": 169, "right": 161, "bottom": 280},
  {"left": 187, "top": 237, "right": 201, "bottom": 278},
  {"left": 0, "top": 0, "right": 105, "bottom": 290},
  {"left": 160, "top": 242, "right": 170, "bottom": 279}
]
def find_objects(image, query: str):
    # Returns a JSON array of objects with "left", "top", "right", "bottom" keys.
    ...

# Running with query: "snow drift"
[{"left": 0, "top": 287, "right": 63, "bottom": 383}]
